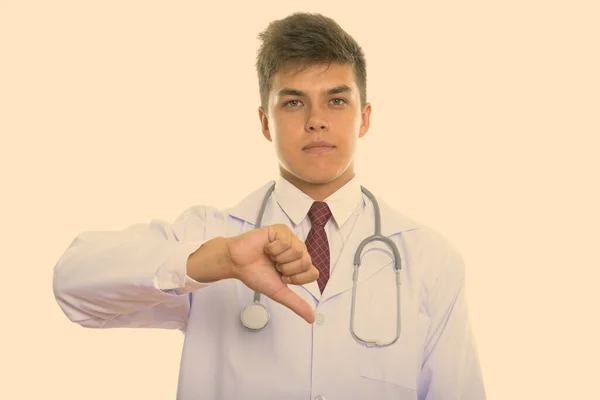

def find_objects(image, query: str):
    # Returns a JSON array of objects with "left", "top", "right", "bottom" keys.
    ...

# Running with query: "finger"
[
  {"left": 275, "top": 256, "right": 312, "bottom": 276},
  {"left": 281, "top": 267, "right": 319, "bottom": 286},
  {"left": 268, "top": 286, "right": 315, "bottom": 324},
  {"left": 264, "top": 226, "right": 292, "bottom": 256},
  {"left": 264, "top": 239, "right": 289, "bottom": 258},
  {"left": 270, "top": 245, "right": 307, "bottom": 264}
]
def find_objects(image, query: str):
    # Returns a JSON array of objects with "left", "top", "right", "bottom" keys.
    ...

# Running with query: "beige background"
[{"left": 2, "top": 1, "right": 599, "bottom": 399}]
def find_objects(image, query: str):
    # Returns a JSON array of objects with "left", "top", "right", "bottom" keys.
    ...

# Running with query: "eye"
[
  {"left": 329, "top": 98, "right": 347, "bottom": 106},
  {"left": 283, "top": 99, "right": 302, "bottom": 107}
]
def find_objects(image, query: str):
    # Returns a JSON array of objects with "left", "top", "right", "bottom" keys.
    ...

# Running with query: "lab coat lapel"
[
  {"left": 225, "top": 181, "right": 276, "bottom": 226},
  {"left": 319, "top": 209, "right": 372, "bottom": 302},
  {"left": 320, "top": 193, "right": 420, "bottom": 303}
]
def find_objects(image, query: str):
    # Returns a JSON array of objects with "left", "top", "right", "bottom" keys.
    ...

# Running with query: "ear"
[
  {"left": 258, "top": 106, "right": 272, "bottom": 142},
  {"left": 358, "top": 103, "right": 372, "bottom": 139}
]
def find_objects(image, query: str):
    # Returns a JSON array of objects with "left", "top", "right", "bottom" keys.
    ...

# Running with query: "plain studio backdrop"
[{"left": 1, "top": 1, "right": 599, "bottom": 399}]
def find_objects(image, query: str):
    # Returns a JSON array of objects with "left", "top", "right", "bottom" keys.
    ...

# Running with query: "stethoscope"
[{"left": 240, "top": 183, "right": 403, "bottom": 347}]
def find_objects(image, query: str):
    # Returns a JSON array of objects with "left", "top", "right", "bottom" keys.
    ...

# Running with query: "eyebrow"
[{"left": 277, "top": 84, "right": 352, "bottom": 98}]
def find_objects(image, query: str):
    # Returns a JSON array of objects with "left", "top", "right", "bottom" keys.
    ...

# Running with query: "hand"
[{"left": 226, "top": 224, "right": 319, "bottom": 324}]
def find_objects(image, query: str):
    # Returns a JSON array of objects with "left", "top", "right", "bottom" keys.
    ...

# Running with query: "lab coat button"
[
  {"left": 314, "top": 396, "right": 326, "bottom": 400},
  {"left": 315, "top": 313, "right": 325, "bottom": 325}
]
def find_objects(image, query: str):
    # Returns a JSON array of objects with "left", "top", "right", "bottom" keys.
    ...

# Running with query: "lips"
[{"left": 303, "top": 141, "right": 335, "bottom": 150}]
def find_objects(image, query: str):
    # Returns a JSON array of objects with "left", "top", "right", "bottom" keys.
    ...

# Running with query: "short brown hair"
[{"left": 256, "top": 12, "right": 367, "bottom": 112}]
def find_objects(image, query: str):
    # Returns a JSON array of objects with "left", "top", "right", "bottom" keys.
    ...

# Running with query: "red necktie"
[{"left": 305, "top": 201, "right": 332, "bottom": 293}]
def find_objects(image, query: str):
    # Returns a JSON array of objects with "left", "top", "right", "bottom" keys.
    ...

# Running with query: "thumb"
[{"left": 267, "top": 286, "right": 315, "bottom": 324}]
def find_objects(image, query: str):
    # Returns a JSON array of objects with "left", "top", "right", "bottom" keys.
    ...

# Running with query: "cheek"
[
  {"left": 352, "top": 112, "right": 363, "bottom": 132},
  {"left": 271, "top": 131, "right": 296, "bottom": 161},
  {"left": 272, "top": 115, "right": 303, "bottom": 147},
  {"left": 334, "top": 109, "right": 361, "bottom": 131},
  {"left": 336, "top": 117, "right": 361, "bottom": 148}
]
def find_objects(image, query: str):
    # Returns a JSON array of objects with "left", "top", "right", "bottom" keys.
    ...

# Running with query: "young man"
[{"left": 53, "top": 12, "right": 486, "bottom": 399}]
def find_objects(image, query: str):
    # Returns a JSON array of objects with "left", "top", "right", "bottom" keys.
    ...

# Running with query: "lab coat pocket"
[
  {"left": 355, "top": 266, "right": 429, "bottom": 393},
  {"left": 358, "top": 314, "right": 430, "bottom": 396}
]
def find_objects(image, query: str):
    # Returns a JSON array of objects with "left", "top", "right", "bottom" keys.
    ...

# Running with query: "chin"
[
  {"left": 301, "top": 177, "right": 331, "bottom": 185},
  {"left": 296, "top": 170, "right": 341, "bottom": 185},
  {"left": 281, "top": 162, "right": 350, "bottom": 185}
]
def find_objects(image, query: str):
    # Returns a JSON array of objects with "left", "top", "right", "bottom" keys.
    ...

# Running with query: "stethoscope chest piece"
[{"left": 241, "top": 301, "right": 270, "bottom": 331}]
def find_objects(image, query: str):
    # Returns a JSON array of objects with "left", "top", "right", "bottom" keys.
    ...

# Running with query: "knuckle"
[
  {"left": 274, "top": 224, "right": 288, "bottom": 237},
  {"left": 293, "top": 259, "right": 304, "bottom": 272},
  {"left": 306, "top": 253, "right": 313, "bottom": 265},
  {"left": 283, "top": 233, "right": 292, "bottom": 246},
  {"left": 302, "top": 255, "right": 312, "bottom": 269},
  {"left": 292, "top": 246, "right": 303, "bottom": 258}
]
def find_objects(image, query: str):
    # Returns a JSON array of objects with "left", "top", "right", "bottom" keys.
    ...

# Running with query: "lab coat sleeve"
[
  {"left": 52, "top": 206, "right": 212, "bottom": 331},
  {"left": 417, "top": 238, "right": 486, "bottom": 400}
]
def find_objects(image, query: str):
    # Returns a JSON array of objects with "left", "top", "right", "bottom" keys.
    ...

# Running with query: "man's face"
[{"left": 259, "top": 62, "right": 371, "bottom": 189}]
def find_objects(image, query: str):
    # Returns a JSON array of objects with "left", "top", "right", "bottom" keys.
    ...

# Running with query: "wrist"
[
  {"left": 218, "top": 236, "right": 236, "bottom": 280},
  {"left": 186, "top": 237, "right": 234, "bottom": 283}
]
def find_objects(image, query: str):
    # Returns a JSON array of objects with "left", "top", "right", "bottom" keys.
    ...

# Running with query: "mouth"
[{"left": 303, "top": 141, "right": 335, "bottom": 154}]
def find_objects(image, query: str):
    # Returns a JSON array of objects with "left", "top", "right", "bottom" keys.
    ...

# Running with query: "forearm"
[{"left": 53, "top": 220, "right": 206, "bottom": 327}]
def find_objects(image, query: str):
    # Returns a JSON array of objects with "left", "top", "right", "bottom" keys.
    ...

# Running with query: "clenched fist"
[{"left": 226, "top": 224, "right": 319, "bottom": 324}]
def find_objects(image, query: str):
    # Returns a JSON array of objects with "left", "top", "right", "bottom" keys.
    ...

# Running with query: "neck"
[{"left": 280, "top": 168, "right": 355, "bottom": 201}]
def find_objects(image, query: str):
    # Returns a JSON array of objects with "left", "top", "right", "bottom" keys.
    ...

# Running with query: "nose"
[{"left": 305, "top": 114, "right": 328, "bottom": 133}]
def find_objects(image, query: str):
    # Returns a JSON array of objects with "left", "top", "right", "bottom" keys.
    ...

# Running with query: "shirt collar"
[
  {"left": 224, "top": 178, "right": 421, "bottom": 236},
  {"left": 274, "top": 175, "right": 364, "bottom": 228}
]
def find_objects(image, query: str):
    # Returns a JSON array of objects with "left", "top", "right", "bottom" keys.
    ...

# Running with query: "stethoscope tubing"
[{"left": 241, "top": 183, "right": 402, "bottom": 347}]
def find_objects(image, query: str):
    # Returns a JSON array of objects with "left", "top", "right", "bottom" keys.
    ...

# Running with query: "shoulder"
[
  {"left": 171, "top": 203, "right": 220, "bottom": 226},
  {"left": 172, "top": 204, "right": 244, "bottom": 236},
  {"left": 171, "top": 181, "right": 276, "bottom": 237}
]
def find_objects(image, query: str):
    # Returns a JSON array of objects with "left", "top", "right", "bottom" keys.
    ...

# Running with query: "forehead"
[{"left": 270, "top": 62, "right": 358, "bottom": 93}]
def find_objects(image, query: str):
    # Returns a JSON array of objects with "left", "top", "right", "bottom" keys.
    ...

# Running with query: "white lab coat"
[{"left": 53, "top": 180, "right": 486, "bottom": 399}]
